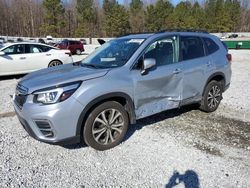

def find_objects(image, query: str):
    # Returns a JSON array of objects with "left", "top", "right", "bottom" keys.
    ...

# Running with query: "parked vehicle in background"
[
  {"left": 16, "top": 38, "right": 24, "bottom": 42},
  {"left": 228, "top": 34, "right": 238, "bottom": 38},
  {"left": 7, "top": 39, "right": 14, "bottom": 43},
  {"left": 13, "top": 30, "right": 231, "bottom": 150},
  {"left": 55, "top": 39, "right": 84, "bottom": 55},
  {"left": 0, "top": 42, "right": 73, "bottom": 76},
  {"left": 38, "top": 38, "right": 46, "bottom": 44},
  {"left": 80, "top": 39, "right": 87, "bottom": 45},
  {"left": 0, "top": 37, "right": 5, "bottom": 43},
  {"left": 97, "top": 38, "right": 106, "bottom": 45},
  {"left": 46, "top": 35, "right": 55, "bottom": 46}
]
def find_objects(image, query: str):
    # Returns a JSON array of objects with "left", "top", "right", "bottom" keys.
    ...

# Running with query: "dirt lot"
[{"left": 0, "top": 51, "right": 249, "bottom": 188}]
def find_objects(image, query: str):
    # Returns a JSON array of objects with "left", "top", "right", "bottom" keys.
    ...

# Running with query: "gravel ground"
[
  {"left": 0, "top": 51, "right": 249, "bottom": 187},
  {"left": 216, "top": 50, "right": 250, "bottom": 122}
]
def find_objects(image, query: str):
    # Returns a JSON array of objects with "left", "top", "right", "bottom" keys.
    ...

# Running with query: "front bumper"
[{"left": 13, "top": 95, "right": 84, "bottom": 145}]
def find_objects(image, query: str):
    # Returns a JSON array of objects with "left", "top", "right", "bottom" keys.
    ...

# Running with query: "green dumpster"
[{"left": 222, "top": 40, "right": 250, "bottom": 49}]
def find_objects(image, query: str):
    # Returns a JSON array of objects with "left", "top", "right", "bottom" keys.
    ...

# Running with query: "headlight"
[{"left": 33, "top": 82, "right": 81, "bottom": 104}]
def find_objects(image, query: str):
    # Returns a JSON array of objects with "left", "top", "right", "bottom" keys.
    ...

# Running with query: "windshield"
[{"left": 81, "top": 38, "right": 145, "bottom": 68}]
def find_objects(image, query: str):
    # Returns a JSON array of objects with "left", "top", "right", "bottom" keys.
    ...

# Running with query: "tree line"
[{"left": 0, "top": 0, "right": 250, "bottom": 38}]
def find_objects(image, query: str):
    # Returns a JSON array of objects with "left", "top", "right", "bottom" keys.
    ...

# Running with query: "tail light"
[
  {"left": 65, "top": 52, "right": 72, "bottom": 57},
  {"left": 226, "top": 53, "right": 232, "bottom": 63}
]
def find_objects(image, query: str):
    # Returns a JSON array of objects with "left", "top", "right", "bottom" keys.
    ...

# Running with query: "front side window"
[
  {"left": 144, "top": 37, "right": 175, "bottom": 66},
  {"left": 180, "top": 36, "right": 205, "bottom": 61},
  {"left": 2, "top": 44, "right": 25, "bottom": 55},
  {"left": 82, "top": 38, "right": 145, "bottom": 68}
]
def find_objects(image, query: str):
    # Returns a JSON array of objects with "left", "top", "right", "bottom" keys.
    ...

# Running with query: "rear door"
[
  {"left": 132, "top": 36, "right": 183, "bottom": 119},
  {"left": 25, "top": 44, "right": 52, "bottom": 70},
  {"left": 180, "top": 35, "right": 209, "bottom": 104}
]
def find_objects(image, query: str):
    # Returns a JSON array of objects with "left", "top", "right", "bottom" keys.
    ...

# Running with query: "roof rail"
[
  {"left": 119, "top": 29, "right": 208, "bottom": 37},
  {"left": 157, "top": 29, "right": 209, "bottom": 33}
]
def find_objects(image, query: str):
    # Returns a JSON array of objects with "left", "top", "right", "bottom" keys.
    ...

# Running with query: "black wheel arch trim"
[
  {"left": 76, "top": 92, "right": 136, "bottom": 137},
  {"left": 203, "top": 72, "right": 226, "bottom": 95}
]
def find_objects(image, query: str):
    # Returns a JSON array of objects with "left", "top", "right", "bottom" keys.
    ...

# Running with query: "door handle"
[
  {"left": 46, "top": 54, "right": 51, "bottom": 56},
  {"left": 173, "top": 68, "right": 182, "bottom": 74},
  {"left": 20, "top": 57, "right": 26, "bottom": 60}
]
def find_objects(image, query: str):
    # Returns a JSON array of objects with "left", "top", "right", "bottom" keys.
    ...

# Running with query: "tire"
[
  {"left": 75, "top": 49, "right": 81, "bottom": 55},
  {"left": 200, "top": 80, "right": 223, "bottom": 112},
  {"left": 48, "top": 60, "right": 62, "bottom": 67},
  {"left": 83, "top": 101, "right": 129, "bottom": 151}
]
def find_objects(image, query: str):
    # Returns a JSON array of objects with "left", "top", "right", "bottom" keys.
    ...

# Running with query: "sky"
[{"left": 172, "top": 0, "right": 183, "bottom": 5}]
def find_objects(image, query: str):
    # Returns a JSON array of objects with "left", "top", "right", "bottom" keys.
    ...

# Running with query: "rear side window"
[
  {"left": 203, "top": 37, "right": 219, "bottom": 55},
  {"left": 27, "top": 44, "right": 44, "bottom": 53},
  {"left": 180, "top": 36, "right": 205, "bottom": 61}
]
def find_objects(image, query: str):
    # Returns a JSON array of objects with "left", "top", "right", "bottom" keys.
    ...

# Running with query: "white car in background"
[{"left": 0, "top": 42, "right": 73, "bottom": 76}]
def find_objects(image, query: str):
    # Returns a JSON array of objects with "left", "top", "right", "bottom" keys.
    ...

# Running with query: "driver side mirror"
[
  {"left": 0, "top": 51, "right": 5, "bottom": 56},
  {"left": 141, "top": 58, "right": 156, "bottom": 75}
]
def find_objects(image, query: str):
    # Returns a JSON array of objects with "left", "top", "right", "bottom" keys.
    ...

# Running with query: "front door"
[
  {"left": 132, "top": 36, "right": 183, "bottom": 119},
  {"left": 0, "top": 44, "right": 28, "bottom": 75}
]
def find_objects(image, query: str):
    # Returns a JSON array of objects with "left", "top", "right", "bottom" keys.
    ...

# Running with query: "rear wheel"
[
  {"left": 75, "top": 49, "right": 81, "bottom": 55},
  {"left": 48, "top": 60, "right": 62, "bottom": 67},
  {"left": 200, "top": 80, "right": 222, "bottom": 112},
  {"left": 83, "top": 101, "right": 129, "bottom": 151}
]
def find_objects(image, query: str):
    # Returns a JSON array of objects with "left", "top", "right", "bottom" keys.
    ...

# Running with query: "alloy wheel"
[
  {"left": 92, "top": 108, "right": 124, "bottom": 145},
  {"left": 207, "top": 85, "right": 221, "bottom": 109}
]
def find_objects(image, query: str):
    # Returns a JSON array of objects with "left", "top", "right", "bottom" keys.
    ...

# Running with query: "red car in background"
[{"left": 55, "top": 39, "right": 84, "bottom": 55}]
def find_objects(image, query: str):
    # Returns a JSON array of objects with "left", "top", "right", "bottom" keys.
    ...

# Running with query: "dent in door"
[{"left": 135, "top": 73, "right": 182, "bottom": 119}]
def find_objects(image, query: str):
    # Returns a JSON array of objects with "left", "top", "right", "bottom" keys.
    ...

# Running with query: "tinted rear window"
[
  {"left": 180, "top": 36, "right": 205, "bottom": 61},
  {"left": 203, "top": 37, "right": 219, "bottom": 55}
]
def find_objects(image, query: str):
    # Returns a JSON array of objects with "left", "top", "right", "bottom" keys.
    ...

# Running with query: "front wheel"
[
  {"left": 83, "top": 101, "right": 129, "bottom": 151},
  {"left": 200, "top": 80, "right": 223, "bottom": 112}
]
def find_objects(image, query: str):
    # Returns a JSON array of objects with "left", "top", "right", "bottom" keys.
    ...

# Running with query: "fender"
[{"left": 75, "top": 92, "right": 136, "bottom": 137}]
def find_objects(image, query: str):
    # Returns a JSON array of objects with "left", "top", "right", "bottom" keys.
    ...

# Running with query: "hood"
[{"left": 19, "top": 63, "right": 109, "bottom": 93}]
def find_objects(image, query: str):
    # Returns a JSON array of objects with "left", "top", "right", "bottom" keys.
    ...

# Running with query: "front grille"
[
  {"left": 35, "top": 120, "right": 54, "bottom": 138},
  {"left": 14, "top": 84, "right": 28, "bottom": 108}
]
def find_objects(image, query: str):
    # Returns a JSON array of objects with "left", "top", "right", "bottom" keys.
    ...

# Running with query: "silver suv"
[{"left": 13, "top": 31, "right": 232, "bottom": 150}]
